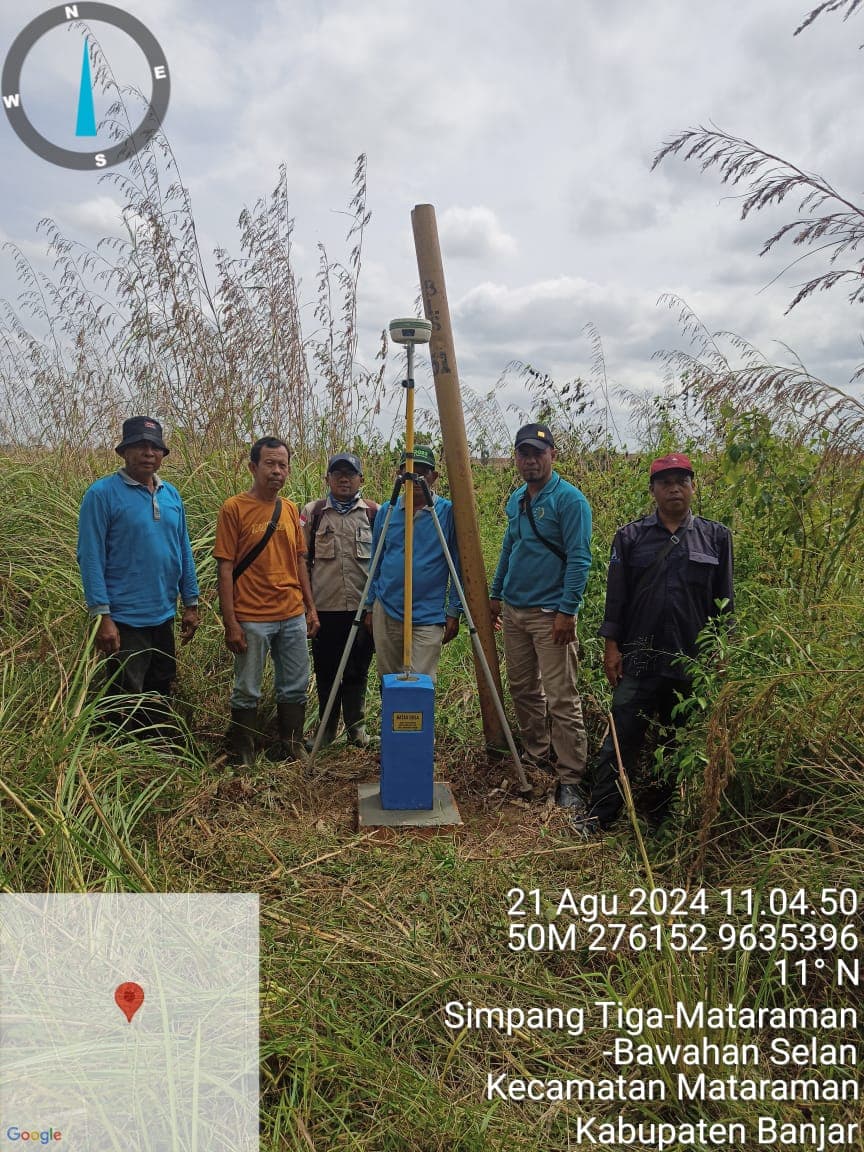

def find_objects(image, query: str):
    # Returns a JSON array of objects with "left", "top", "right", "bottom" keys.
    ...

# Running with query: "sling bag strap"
[
  {"left": 306, "top": 498, "right": 379, "bottom": 570},
  {"left": 232, "top": 497, "right": 282, "bottom": 583},
  {"left": 629, "top": 521, "right": 691, "bottom": 598},
  {"left": 520, "top": 490, "right": 567, "bottom": 564}
]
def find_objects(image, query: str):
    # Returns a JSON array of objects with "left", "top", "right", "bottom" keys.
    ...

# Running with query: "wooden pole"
[{"left": 410, "top": 203, "right": 506, "bottom": 747}]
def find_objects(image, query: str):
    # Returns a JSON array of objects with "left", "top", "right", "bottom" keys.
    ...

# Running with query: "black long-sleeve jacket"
[{"left": 599, "top": 511, "right": 733, "bottom": 679}]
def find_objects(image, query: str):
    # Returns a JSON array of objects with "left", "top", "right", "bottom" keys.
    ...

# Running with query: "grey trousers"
[{"left": 372, "top": 601, "right": 444, "bottom": 682}]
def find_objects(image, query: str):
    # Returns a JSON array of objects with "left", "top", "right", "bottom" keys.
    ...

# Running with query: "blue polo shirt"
[
  {"left": 77, "top": 469, "right": 199, "bottom": 627},
  {"left": 366, "top": 494, "right": 462, "bottom": 625},
  {"left": 490, "top": 472, "right": 592, "bottom": 615}
]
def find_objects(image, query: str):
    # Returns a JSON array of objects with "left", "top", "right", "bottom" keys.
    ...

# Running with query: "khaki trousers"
[
  {"left": 502, "top": 602, "right": 588, "bottom": 784},
  {"left": 372, "top": 600, "right": 445, "bottom": 682}
]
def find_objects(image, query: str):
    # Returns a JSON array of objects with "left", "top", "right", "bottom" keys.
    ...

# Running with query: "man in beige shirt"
[{"left": 300, "top": 453, "right": 378, "bottom": 746}]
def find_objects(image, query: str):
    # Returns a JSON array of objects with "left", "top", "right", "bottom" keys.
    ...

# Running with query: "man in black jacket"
[{"left": 584, "top": 453, "right": 733, "bottom": 832}]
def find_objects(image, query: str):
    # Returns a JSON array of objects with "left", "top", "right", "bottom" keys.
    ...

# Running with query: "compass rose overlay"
[{"left": 2, "top": 3, "right": 170, "bottom": 171}]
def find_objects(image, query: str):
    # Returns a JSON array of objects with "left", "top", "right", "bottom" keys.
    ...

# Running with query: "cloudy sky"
[{"left": 1, "top": 0, "right": 861, "bottom": 445}]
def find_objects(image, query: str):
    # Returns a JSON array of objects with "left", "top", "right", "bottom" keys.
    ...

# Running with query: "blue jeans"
[{"left": 230, "top": 616, "right": 310, "bottom": 709}]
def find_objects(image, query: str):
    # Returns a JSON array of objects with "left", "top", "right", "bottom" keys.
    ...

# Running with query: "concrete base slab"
[{"left": 357, "top": 781, "right": 462, "bottom": 828}]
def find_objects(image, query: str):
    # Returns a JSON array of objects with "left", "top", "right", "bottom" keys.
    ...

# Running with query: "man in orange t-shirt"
[{"left": 214, "top": 437, "right": 319, "bottom": 765}]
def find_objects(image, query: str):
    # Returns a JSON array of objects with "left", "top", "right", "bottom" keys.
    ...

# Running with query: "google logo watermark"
[{"left": 5, "top": 1129, "right": 62, "bottom": 1144}]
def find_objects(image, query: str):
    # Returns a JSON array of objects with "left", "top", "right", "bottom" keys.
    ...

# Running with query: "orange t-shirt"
[{"left": 214, "top": 492, "right": 306, "bottom": 621}]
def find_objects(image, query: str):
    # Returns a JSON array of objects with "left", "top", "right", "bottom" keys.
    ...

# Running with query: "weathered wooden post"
[{"left": 410, "top": 204, "right": 506, "bottom": 748}]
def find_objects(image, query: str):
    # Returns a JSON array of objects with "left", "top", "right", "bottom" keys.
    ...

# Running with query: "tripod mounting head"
[{"left": 388, "top": 469, "right": 434, "bottom": 507}]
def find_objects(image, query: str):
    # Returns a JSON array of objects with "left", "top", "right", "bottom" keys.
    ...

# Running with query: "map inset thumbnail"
[{"left": 0, "top": 894, "right": 258, "bottom": 1151}]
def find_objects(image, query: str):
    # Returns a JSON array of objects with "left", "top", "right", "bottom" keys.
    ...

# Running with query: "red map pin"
[{"left": 115, "top": 982, "right": 145, "bottom": 1023}]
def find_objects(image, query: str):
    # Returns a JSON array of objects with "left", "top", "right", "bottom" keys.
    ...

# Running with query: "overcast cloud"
[{"left": 1, "top": 0, "right": 861, "bottom": 446}]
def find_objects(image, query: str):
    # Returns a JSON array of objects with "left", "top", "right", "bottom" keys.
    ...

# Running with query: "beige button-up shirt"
[{"left": 300, "top": 497, "right": 376, "bottom": 612}]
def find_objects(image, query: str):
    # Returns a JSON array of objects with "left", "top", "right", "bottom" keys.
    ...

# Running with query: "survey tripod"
[{"left": 308, "top": 323, "right": 529, "bottom": 793}]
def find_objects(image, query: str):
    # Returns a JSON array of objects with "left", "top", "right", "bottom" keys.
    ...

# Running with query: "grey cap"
[{"left": 327, "top": 452, "right": 363, "bottom": 474}]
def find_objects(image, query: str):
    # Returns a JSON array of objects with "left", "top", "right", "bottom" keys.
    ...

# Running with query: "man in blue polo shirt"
[
  {"left": 77, "top": 416, "right": 200, "bottom": 728},
  {"left": 364, "top": 446, "right": 461, "bottom": 681},
  {"left": 490, "top": 424, "right": 592, "bottom": 812}
]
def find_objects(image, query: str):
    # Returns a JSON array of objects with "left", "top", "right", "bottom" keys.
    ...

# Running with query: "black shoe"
[
  {"left": 570, "top": 814, "right": 603, "bottom": 840},
  {"left": 555, "top": 782, "right": 587, "bottom": 816},
  {"left": 637, "top": 782, "right": 675, "bottom": 827},
  {"left": 575, "top": 801, "right": 622, "bottom": 838}
]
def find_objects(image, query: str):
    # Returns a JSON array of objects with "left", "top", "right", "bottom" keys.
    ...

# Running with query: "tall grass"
[
  {"left": 2, "top": 420, "right": 864, "bottom": 1146},
  {"left": 1, "top": 137, "right": 384, "bottom": 457}
]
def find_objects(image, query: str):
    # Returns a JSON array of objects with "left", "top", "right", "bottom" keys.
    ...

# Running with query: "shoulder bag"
[
  {"left": 520, "top": 491, "right": 567, "bottom": 563},
  {"left": 232, "top": 497, "right": 282, "bottom": 583}
]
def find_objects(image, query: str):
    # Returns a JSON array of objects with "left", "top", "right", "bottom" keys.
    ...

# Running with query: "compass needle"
[{"left": 75, "top": 38, "right": 97, "bottom": 137}]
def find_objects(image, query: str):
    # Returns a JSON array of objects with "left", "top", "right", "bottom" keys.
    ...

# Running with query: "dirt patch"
[{"left": 156, "top": 738, "right": 589, "bottom": 873}]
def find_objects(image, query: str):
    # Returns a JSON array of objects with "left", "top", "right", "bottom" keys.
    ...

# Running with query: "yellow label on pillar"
[{"left": 392, "top": 712, "right": 424, "bottom": 732}]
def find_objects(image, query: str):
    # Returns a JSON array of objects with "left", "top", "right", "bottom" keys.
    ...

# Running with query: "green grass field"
[{"left": 2, "top": 439, "right": 862, "bottom": 1150}]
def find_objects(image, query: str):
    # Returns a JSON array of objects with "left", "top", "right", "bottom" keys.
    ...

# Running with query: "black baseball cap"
[
  {"left": 327, "top": 453, "right": 363, "bottom": 474},
  {"left": 514, "top": 423, "right": 555, "bottom": 451}
]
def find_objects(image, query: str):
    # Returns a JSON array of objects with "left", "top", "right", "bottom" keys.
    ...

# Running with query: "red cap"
[{"left": 650, "top": 453, "right": 693, "bottom": 478}]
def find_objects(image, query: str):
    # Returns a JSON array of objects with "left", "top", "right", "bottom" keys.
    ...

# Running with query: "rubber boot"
[
  {"left": 226, "top": 707, "right": 257, "bottom": 768},
  {"left": 269, "top": 702, "right": 308, "bottom": 763},
  {"left": 342, "top": 682, "right": 370, "bottom": 748},
  {"left": 305, "top": 710, "right": 340, "bottom": 752}
]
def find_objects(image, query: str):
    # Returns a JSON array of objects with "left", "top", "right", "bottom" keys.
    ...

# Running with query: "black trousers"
[
  {"left": 103, "top": 619, "right": 177, "bottom": 733},
  {"left": 588, "top": 674, "right": 690, "bottom": 826},
  {"left": 311, "top": 611, "right": 374, "bottom": 723}
]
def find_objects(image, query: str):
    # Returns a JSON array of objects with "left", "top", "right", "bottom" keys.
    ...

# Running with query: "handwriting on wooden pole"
[{"left": 431, "top": 350, "right": 452, "bottom": 376}]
